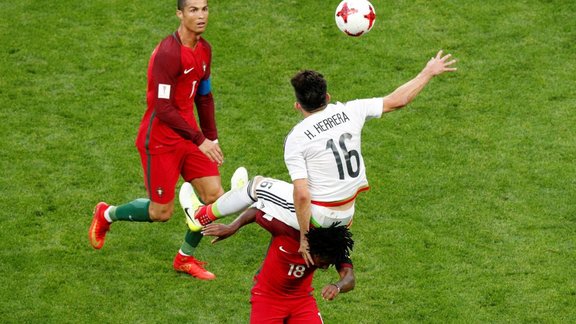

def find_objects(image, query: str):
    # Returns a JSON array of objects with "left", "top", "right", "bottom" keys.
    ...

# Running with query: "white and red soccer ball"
[{"left": 335, "top": 0, "right": 376, "bottom": 37}]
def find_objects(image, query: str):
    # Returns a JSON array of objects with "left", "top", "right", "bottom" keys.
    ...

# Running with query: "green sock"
[
  {"left": 109, "top": 198, "right": 151, "bottom": 222},
  {"left": 180, "top": 229, "right": 203, "bottom": 256}
]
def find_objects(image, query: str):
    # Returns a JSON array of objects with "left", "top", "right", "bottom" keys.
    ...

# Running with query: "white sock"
[
  {"left": 103, "top": 206, "right": 113, "bottom": 223},
  {"left": 213, "top": 185, "right": 255, "bottom": 216}
]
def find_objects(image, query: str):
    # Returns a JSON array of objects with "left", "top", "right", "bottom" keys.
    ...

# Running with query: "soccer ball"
[{"left": 335, "top": 0, "right": 376, "bottom": 37}]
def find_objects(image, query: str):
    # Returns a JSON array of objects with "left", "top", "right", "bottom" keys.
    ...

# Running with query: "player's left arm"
[
  {"left": 202, "top": 208, "right": 258, "bottom": 244},
  {"left": 382, "top": 50, "right": 457, "bottom": 113},
  {"left": 194, "top": 79, "right": 217, "bottom": 141},
  {"left": 195, "top": 46, "right": 218, "bottom": 141},
  {"left": 321, "top": 265, "right": 355, "bottom": 301}
]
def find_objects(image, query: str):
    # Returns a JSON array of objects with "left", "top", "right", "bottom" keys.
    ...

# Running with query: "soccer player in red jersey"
[
  {"left": 89, "top": 0, "right": 227, "bottom": 280},
  {"left": 202, "top": 207, "right": 355, "bottom": 323}
]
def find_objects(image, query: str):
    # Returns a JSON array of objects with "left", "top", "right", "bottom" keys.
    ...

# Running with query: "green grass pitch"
[{"left": 1, "top": 0, "right": 575, "bottom": 322}]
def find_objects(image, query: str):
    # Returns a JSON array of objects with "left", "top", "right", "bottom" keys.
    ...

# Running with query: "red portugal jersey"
[
  {"left": 251, "top": 211, "right": 353, "bottom": 300},
  {"left": 136, "top": 32, "right": 212, "bottom": 154},
  {"left": 251, "top": 211, "right": 317, "bottom": 299}
]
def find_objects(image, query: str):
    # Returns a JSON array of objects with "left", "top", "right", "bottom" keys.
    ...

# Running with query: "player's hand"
[
  {"left": 298, "top": 237, "right": 314, "bottom": 267},
  {"left": 321, "top": 284, "right": 340, "bottom": 301},
  {"left": 198, "top": 139, "right": 224, "bottom": 166},
  {"left": 202, "top": 223, "right": 236, "bottom": 244},
  {"left": 423, "top": 50, "right": 457, "bottom": 76}
]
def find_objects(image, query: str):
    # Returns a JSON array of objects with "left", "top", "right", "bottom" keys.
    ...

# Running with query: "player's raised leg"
[
  {"left": 179, "top": 167, "right": 251, "bottom": 231},
  {"left": 231, "top": 166, "right": 248, "bottom": 190},
  {"left": 179, "top": 182, "right": 204, "bottom": 231}
]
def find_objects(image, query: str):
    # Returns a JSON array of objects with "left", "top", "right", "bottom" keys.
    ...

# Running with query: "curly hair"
[
  {"left": 306, "top": 224, "right": 354, "bottom": 265},
  {"left": 290, "top": 70, "right": 328, "bottom": 112}
]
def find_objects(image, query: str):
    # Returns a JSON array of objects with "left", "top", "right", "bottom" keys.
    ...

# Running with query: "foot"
[
  {"left": 231, "top": 166, "right": 248, "bottom": 190},
  {"left": 173, "top": 253, "right": 216, "bottom": 280},
  {"left": 179, "top": 182, "right": 204, "bottom": 232},
  {"left": 89, "top": 202, "right": 111, "bottom": 249}
]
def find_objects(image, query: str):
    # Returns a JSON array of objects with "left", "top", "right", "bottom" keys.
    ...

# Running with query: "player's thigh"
[
  {"left": 288, "top": 297, "right": 323, "bottom": 324},
  {"left": 138, "top": 149, "right": 180, "bottom": 204},
  {"left": 190, "top": 175, "right": 223, "bottom": 204},
  {"left": 181, "top": 143, "right": 223, "bottom": 203},
  {"left": 250, "top": 297, "right": 287, "bottom": 324},
  {"left": 255, "top": 178, "right": 300, "bottom": 229}
]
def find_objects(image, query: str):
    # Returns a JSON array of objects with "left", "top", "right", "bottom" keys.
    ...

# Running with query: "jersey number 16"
[{"left": 326, "top": 133, "right": 360, "bottom": 180}]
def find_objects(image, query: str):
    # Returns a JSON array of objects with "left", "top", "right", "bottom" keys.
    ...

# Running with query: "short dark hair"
[
  {"left": 178, "top": 0, "right": 187, "bottom": 10},
  {"left": 306, "top": 224, "right": 354, "bottom": 265},
  {"left": 290, "top": 70, "right": 328, "bottom": 112}
]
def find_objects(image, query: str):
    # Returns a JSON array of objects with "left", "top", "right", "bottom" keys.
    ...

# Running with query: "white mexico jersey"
[{"left": 284, "top": 97, "right": 383, "bottom": 203}]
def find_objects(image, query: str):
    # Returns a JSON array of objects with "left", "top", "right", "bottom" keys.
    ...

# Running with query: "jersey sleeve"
[
  {"left": 284, "top": 129, "right": 308, "bottom": 181},
  {"left": 336, "top": 259, "right": 353, "bottom": 271},
  {"left": 344, "top": 97, "right": 384, "bottom": 121},
  {"left": 202, "top": 41, "right": 212, "bottom": 81},
  {"left": 195, "top": 40, "right": 217, "bottom": 140}
]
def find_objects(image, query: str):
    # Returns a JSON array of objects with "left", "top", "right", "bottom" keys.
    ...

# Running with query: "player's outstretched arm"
[
  {"left": 202, "top": 208, "right": 258, "bottom": 244},
  {"left": 382, "top": 50, "right": 457, "bottom": 113}
]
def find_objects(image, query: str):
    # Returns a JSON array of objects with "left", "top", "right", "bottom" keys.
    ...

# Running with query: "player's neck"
[
  {"left": 302, "top": 105, "right": 327, "bottom": 118},
  {"left": 177, "top": 27, "right": 201, "bottom": 48}
]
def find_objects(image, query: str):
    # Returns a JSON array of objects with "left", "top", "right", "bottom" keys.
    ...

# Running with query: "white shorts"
[{"left": 253, "top": 178, "right": 354, "bottom": 230}]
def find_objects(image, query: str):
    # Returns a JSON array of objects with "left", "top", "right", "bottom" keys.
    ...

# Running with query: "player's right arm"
[
  {"left": 293, "top": 178, "right": 314, "bottom": 267},
  {"left": 285, "top": 130, "right": 315, "bottom": 266},
  {"left": 382, "top": 50, "right": 457, "bottom": 113}
]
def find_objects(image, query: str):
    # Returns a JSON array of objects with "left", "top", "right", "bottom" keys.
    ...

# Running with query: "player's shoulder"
[
  {"left": 198, "top": 36, "right": 211, "bottom": 47},
  {"left": 285, "top": 120, "right": 305, "bottom": 140},
  {"left": 198, "top": 37, "right": 212, "bottom": 53},
  {"left": 155, "top": 33, "right": 181, "bottom": 58}
]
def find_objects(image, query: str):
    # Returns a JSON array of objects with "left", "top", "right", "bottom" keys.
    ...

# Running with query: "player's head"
[
  {"left": 290, "top": 70, "right": 329, "bottom": 112},
  {"left": 306, "top": 224, "right": 354, "bottom": 269},
  {"left": 177, "top": 0, "right": 209, "bottom": 35}
]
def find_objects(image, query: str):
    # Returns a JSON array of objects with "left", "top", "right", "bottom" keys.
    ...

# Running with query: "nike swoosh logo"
[
  {"left": 184, "top": 68, "right": 194, "bottom": 74},
  {"left": 279, "top": 245, "right": 290, "bottom": 254},
  {"left": 184, "top": 208, "right": 194, "bottom": 222}
]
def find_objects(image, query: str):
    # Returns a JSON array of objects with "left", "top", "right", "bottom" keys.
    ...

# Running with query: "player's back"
[
  {"left": 284, "top": 98, "right": 383, "bottom": 203},
  {"left": 251, "top": 212, "right": 316, "bottom": 298}
]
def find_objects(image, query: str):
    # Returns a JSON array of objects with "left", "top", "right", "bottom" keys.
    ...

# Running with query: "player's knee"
[
  {"left": 251, "top": 176, "right": 265, "bottom": 187},
  {"left": 149, "top": 205, "right": 174, "bottom": 222},
  {"left": 249, "top": 176, "right": 265, "bottom": 197},
  {"left": 199, "top": 188, "right": 224, "bottom": 205}
]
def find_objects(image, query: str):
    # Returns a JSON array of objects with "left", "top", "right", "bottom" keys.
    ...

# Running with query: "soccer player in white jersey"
[{"left": 183, "top": 50, "right": 457, "bottom": 265}]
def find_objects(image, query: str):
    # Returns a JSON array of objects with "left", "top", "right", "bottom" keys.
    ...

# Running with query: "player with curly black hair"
[
  {"left": 202, "top": 207, "right": 355, "bottom": 323},
  {"left": 307, "top": 223, "right": 354, "bottom": 266}
]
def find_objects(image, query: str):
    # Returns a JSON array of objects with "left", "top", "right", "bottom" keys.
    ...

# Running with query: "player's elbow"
[
  {"left": 348, "top": 277, "right": 356, "bottom": 292},
  {"left": 293, "top": 189, "right": 310, "bottom": 205},
  {"left": 383, "top": 96, "right": 408, "bottom": 112}
]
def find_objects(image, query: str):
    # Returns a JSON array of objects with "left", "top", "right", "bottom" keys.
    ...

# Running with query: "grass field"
[{"left": 1, "top": 0, "right": 575, "bottom": 322}]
